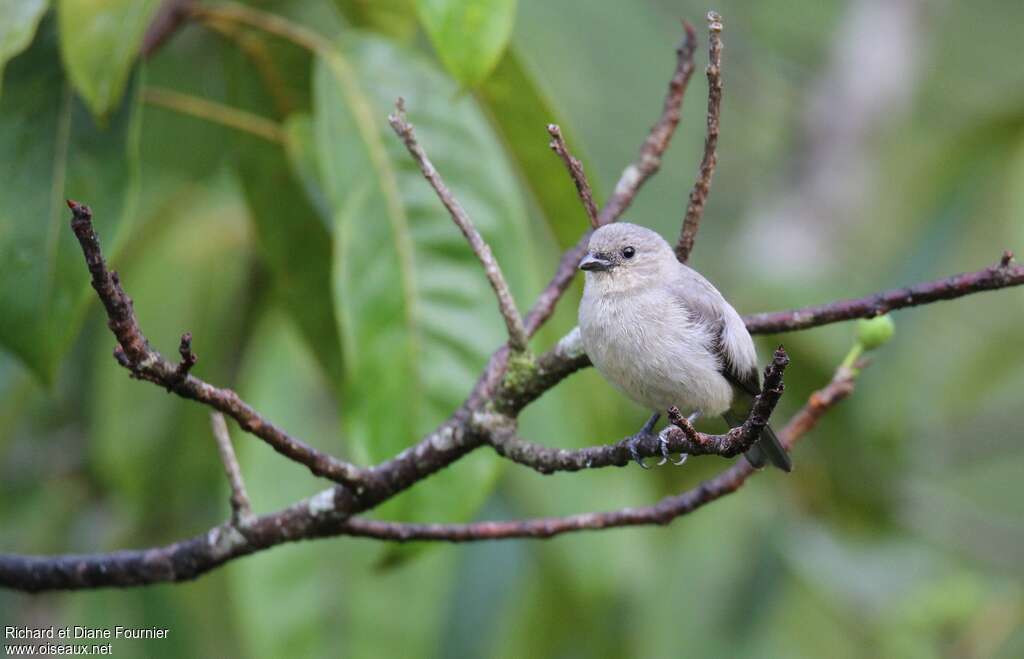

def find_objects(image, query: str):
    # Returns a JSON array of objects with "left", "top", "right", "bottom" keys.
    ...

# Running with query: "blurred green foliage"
[
  {"left": 1, "top": 1, "right": 1022, "bottom": 657},
  {"left": 416, "top": 0, "right": 517, "bottom": 87}
]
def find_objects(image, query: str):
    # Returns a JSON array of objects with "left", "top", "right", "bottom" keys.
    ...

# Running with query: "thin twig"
[
  {"left": 210, "top": 413, "right": 253, "bottom": 525},
  {"left": 743, "top": 253, "right": 1024, "bottom": 334},
  {"left": 675, "top": 11, "right": 723, "bottom": 263},
  {"left": 598, "top": 21, "right": 698, "bottom": 225},
  {"left": 65, "top": 201, "right": 365, "bottom": 486},
  {"left": 388, "top": 99, "right": 529, "bottom": 352},
  {"left": 547, "top": 124, "right": 599, "bottom": 228}
]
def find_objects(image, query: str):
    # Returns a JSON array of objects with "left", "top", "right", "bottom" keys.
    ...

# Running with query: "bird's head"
[{"left": 579, "top": 223, "right": 675, "bottom": 288}]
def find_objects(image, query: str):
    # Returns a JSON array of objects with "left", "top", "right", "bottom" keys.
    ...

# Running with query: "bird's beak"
[{"left": 579, "top": 253, "right": 613, "bottom": 272}]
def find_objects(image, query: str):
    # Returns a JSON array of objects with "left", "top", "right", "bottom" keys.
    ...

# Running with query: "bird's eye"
[{"left": 622, "top": 246, "right": 635, "bottom": 259}]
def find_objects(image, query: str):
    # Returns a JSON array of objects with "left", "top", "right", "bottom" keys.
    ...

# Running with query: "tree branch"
[
  {"left": 341, "top": 358, "right": 858, "bottom": 542},
  {"left": 547, "top": 124, "right": 599, "bottom": 228},
  {"left": 488, "top": 347, "right": 788, "bottom": 472},
  {"left": 210, "top": 412, "right": 253, "bottom": 525},
  {"left": 65, "top": 200, "right": 365, "bottom": 487},
  {"left": 743, "top": 252, "right": 1023, "bottom": 334},
  {"left": 675, "top": 11, "right": 723, "bottom": 263},
  {"left": 388, "top": 99, "right": 529, "bottom": 352},
  {"left": 0, "top": 357, "right": 854, "bottom": 591}
]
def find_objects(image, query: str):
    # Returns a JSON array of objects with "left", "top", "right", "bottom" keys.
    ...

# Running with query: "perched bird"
[{"left": 577, "top": 222, "right": 791, "bottom": 471}]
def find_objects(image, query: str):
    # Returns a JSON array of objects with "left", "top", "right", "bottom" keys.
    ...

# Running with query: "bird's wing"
[
  {"left": 669, "top": 265, "right": 793, "bottom": 472},
  {"left": 668, "top": 265, "right": 760, "bottom": 396}
]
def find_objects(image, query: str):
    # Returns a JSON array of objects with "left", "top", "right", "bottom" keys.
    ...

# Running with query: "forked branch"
[{"left": 66, "top": 200, "right": 365, "bottom": 487}]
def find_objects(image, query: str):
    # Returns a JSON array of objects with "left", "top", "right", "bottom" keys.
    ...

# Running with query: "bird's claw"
[
  {"left": 629, "top": 438, "right": 650, "bottom": 469},
  {"left": 628, "top": 412, "right": 661, "bottom": 469},
  {"left": 658, "top": 428, "right": 689, "bottom": 466}
]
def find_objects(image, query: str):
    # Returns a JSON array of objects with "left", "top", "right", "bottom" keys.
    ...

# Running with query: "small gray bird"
[{"left": 577, "top": 222, "right": 791, "bottom": 471}]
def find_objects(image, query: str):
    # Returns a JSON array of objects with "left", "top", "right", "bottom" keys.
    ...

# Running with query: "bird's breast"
[{"left": 579, "top": 289, "right": 733, "bottom": 414}]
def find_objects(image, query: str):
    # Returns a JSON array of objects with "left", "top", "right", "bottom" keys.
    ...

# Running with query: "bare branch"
[
  {"left": 547, "top": 124, "right": 599, "bottom": 228},
  {"left": 65, "top": 201, "right": 365, "bottom": 487},
  {"left": 675, "top": 11, "right": 723, "bottom": 263},
  {"left": 388, "top": 100, "right": 529, "bottom": 352},
  {"left": 743, "top": 253, "right": 1024, "bottom": 334},
  {"left": 488, "top": 347, "right": 789, "bottom": 472},
  {"left": 210, "top": 413, "right": 253, "bottom": 525},
  {"left": 598, "top": 21, "right": 698, "bottom": 225},
  {"left": 340, "top": 358, "right": 857, "bottom": 542}
]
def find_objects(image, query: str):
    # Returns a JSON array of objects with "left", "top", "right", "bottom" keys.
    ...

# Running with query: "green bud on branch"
[{"left": 856, "top": 314, "right": 895, "bottom": 351}]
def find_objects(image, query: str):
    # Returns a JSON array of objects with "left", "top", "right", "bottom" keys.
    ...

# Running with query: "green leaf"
[
  {"left": 220, "top": 37, "right": 345, "bottom": 393},
  {"left": 416, "top": 0, "right": 517, "bottom": 88},
  {"left": 235, "top": 122, "right": 345, "bottom": 391},
  {"left": 0, "top": 20, "right": 140, "bottom": 383},
  {"left": 311, "top": 33, "right": 533, "bottom": 523},
  {"left": 0, "top": 0, "right": 49, "bottom": 97},
  {"left": 477, "top": 48, "right": 594, "bottom": 249},
  {"left": 57, "top": 0, "right": 159, "bottom": 118},
  {"left": 135, "top": 27, "right": 237, "bottom": 195},
  {"left": 334, "top": 0, "right": 418, "bottom": 41},
  {"left": 282, "top": 115, "right": 331, "bottom": 218}
]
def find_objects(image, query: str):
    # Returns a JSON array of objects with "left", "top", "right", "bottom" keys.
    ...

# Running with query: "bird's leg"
[
  {"left": 627, "top": 412, "right": 661, "bottom": 468},
  {"left": 659, "top": 409, "right": 702, "bottom": 466}
]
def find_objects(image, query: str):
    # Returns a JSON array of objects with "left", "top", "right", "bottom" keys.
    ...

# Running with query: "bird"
[{"left": 577, "top": 222, "right": 791, "bottom": 471}]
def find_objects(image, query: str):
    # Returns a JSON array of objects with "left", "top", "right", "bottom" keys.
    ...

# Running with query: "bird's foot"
[
  {"left": 658, "top": 427, "right": 688, "bottom": 466},
  {"left": 627, "top": 412, "right": 661, "bottom": 468}
]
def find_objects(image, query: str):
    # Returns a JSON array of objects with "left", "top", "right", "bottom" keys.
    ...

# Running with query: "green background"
[{"left": 1, "top": 0, "right": 1022, "bottom": 657}]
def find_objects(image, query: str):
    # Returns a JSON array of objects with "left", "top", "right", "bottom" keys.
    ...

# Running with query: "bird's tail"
[{"left": 722, "top": 411, "right": 792, "bottom": 472}]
